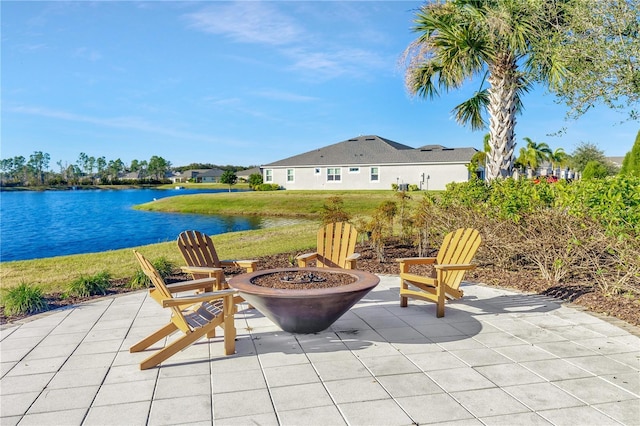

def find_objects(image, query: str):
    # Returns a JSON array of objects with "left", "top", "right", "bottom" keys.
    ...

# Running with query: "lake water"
[{"left": 0, "top": 189, "right": 296, "bottom": 262}]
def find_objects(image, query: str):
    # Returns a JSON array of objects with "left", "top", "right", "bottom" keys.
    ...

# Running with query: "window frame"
[
  {"left": 370, "top": 166, "right": 380, "bottom": 182},
  {"left": 286, "top": 168, "right": 295, "bottom": 182},
  {"left": 265, "top": 169, "right": 273, "bottom": 182},
  {"left": 327, "top": 167, "right": 342, "bottom": 182}
]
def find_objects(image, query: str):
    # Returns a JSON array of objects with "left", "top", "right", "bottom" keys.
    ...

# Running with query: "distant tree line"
[{"left": 0, "top": 152, "right": 252, "bottom": 188}]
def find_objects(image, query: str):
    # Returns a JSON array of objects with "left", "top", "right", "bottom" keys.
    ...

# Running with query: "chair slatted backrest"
[
  {"left": 317, "top": 222, "right": 358, "bottom": 269},
  {"left": 436, "top": 228, "right": 482, "bottom": 290},
  {"left": 133, "top": 250, "right": 191, "bottom": 333},
  {"left": 177, "top": 230, "right": 222, "bottom": 278}
]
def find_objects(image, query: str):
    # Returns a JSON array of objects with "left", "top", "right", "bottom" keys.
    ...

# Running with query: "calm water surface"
[{"left": 0, "top": 189, "right": 296, "bottom": 262}]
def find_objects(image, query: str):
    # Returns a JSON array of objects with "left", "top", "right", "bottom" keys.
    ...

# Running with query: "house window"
[
  {"left": 370, "top": 167, "right": 379, "bottom": 182},
  {"left": 265, "top": 169, "right": 273, "bottom": 182},
  {"left": 349, "top": 167, "right": 360, "bottom": 173},
  {"left": 287, "top": 169, "right": 294, "bottom": 182},
  {"left": 327, "top": 168, "right": 341, "bottom": 182},
  {"left": 314, "top": 168, "right": 321, "bottom": 175}
]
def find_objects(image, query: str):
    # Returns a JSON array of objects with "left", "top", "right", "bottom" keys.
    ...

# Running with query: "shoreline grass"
[
  {"left": 1, "top": 190, "right": 419, "bottom": 294},
  {"left": 0, "top": 222, "right": 319, "bottom": 294}
]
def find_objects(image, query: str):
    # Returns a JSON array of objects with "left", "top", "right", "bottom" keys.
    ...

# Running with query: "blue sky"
[{"left": 2, "top": 1, "right": 638, "bottom": 169}]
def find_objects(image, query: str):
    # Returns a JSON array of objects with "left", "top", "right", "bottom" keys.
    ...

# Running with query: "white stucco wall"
[{"left": 263, "top": 163, "right": 471, "bottom": 190}]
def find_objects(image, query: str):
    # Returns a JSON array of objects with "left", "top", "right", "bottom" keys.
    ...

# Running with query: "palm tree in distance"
[
  {"left": 468, "top": 133, "right": 490, "bottom": 177},
  {"left": 403, "top": 0, "right": 567, "bottom": 180},
  {"left": 516, "top": 137, "right": 553, "bottom": 178},
  {"left": 549, "top": 147, "right": 569, "bottom": 176}
]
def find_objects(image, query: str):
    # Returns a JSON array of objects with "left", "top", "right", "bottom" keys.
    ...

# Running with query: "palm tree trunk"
[{"left": 486, "top": 60, "right": 518, "bottom": 180}]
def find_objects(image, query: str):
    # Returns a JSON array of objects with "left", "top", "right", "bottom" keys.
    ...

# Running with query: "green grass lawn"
[{"left": 136, "top": 189, "right": 416, "bottom": 217}]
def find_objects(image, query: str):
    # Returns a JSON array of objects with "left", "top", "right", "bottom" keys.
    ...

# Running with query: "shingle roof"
[{"left": 263, "top": 135, "right": 477, "bottom": 167}]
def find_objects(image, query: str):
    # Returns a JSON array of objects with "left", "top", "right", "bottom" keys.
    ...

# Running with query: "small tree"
[
  {"left": 582, "top": 161, "right": 610, "bottom": 179},
  {"left": 248, "top": 173, "right": 263, "bottom": 189},
  {"left": 220, "top": 170, "right": 237, "bottom": 192},
  {"left": 620, "top": 131, "right": 640, "bottom": 177}
]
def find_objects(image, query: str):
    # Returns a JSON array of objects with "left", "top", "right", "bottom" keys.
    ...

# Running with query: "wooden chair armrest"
[
  {"left": 434, "top": 263, "right": 477, "bottom": 271},
  {"left": 296, "top": 252, "right": 317, "bottom": 267},
  {"left": 162, "top": 289, "right": 237, "bottom": 307},
  {"left": 296, "top": 252, "right": 318, "bottom": 261},
  {"left": 164, "top": 277, "right": 218, "bottom": 293},
  {"left": 220, "top": 260, "right": 258, "bottom": 272},
  {"left": 396, "top": 257, "right": 437, "bottom": 265},
  {"left": 180, "top": 266, "right": 223, "bottom": 276}
]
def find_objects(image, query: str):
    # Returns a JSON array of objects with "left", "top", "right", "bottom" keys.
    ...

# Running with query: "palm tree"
[
  {"left": 468, "top": 133, "right": 490, "bottom": 177},
  {"left": 516, "top": 137, "right": 552, "bottom": 177},
  {"left": 549, "top": 148, "right": 568, "bottom": 176},
  {"left": 404, "top": 0, "right": 567, "bottom": 180}
]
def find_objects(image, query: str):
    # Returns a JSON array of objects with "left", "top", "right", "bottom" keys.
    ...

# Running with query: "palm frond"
[{"left": 453, "top": 88, "right": 489, "bottom": 130}]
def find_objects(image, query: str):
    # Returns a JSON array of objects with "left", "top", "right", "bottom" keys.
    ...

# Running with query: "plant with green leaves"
[
  {"left": 66, "top": 271, "right": 111, "bottom": 297},
  {"left": 220, "top": 170, "right": 237, "bottom": 192},
  {"left": 620, "top": 131, "right": 640, "bottom": 177},
  {"left": 248, "top": 173, "right": 263, "bottom": 189},
  {"left": 403, "top": 0, "right": 638, "bottom": 180},
  {"left": 129, "top": 256, "right": 175, "bottom": 289},
  {"left": 515, "top": 137, "right": 552, "bottom": 176},
  {"left": 1, "top": 283, "right": 48, "bottom": 316},
  {"left": 321, "top": 196, "right": 351, "bottom": 225},
  {"left": 403, "top": 0, "right": 569, "bottom": 180}
]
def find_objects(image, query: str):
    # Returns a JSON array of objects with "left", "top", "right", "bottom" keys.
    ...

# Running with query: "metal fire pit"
[{"left": 228, "top": 267, "right": 379, "bottom": 333}]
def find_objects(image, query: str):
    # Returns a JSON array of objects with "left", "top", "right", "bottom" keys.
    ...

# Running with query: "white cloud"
[
  {"left": 185, "top": 2, "right": 302, "bottom": 46},
  {"left": 6, "top": 105, "right": 233, "bottom": 145}
]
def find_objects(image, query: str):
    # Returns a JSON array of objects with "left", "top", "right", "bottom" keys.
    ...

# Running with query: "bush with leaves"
[
  {"left": 129, "top": 256, "right": 175, "bottom": 289},
  {"left": 321, "top": 196, "right": 351, "bottom": 225},
  {"left": 1, "top": 283, "right": 48, "bottom": 316},
  {"left": 66, "top": 271, "right": 111, "bottom": 297}
]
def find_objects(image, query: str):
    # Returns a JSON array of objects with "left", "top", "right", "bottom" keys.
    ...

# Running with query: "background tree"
[
  {"left": 27, "top": 151, "right": 50, "bottom": 185},
  {"left": 147, "top": 156, "right": 169, "bottom": 181},
  {"left": 570, "top": 142, "right": 608, "bottom": 172},
  {"left": 620, "top": 131, "right": 640, "bottom": 176},
  {"left": 404, "top": 0, "right": 568, "bottom": 180},
  {"left": 108, "top": 158, "right": 125, "bottom": 183},
  {"left": 404, "top": 0, "right": 638, "bottom": 181},
  {"left": 553, "top": 0, "right": 639, "bottom": 120},
  {"left": 582, "top": 160, "right": 610, "bottom": 179},
  {"left": 515, "top": 137, "right": 552, "bottom": 177},
  {"left": 248, "top": 173, "right": 263, "bottom": 189},
  {"left": 96, "top": 156, "right": 107, "bottom": 183},
  {"left": 220, "top": 170, "right": 237, "bottom": 192},
  {"left": 468, "top": 133, "right": 490, "bottom": 176},
  {"left": 549, "top": 147, "right": 569, "bottom": 176}
]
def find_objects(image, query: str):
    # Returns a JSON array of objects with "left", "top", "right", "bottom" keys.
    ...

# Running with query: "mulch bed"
[{"left": 2, "top": 241, "right": 638, "bottom": 328}]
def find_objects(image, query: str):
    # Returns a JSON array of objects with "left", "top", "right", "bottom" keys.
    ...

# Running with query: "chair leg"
[
  {"left": 138, "top": 322, "right": 215, "bottom": 370},
  {"left": 436, "top": 282, "right": 446, "bottom": 318},
  {"left": 400, "top": 278, "right": 408, "bottom": 307},
  {"left": 130, "top": 323, "right": 177, "bottom": 353}
]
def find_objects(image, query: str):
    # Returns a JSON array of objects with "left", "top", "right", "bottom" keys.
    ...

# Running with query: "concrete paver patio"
[{"left": 1, "top": 275, "right": 638, "bottom": 425}]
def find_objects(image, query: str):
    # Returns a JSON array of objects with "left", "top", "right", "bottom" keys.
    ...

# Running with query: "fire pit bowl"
[{"left": 228, "top": 267, "right": 379, "bottom": 333}]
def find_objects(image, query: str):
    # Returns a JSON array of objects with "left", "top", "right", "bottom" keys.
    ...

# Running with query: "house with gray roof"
[
  {"left": 261, "top": 135, "right": 479, "bottom": 191},
  {"left": 181, "top": 168, "right": 224, "bottom": 183}
]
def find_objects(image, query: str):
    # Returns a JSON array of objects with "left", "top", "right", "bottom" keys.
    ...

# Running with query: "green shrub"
[
  {"left": 129, "top": 257, "right": 175, "bottom": 289},
  {"left": 255, "top": 183, "right": 280, "bottom": 191},
  {"left": 66, "top": 271, "right": 111, "bottom": 297},
  {"left": 321, "top": 196, "right": 351, "bottom": 224},
  {"left": 1, "top": 283, "right": 48, "bottom": 316}
]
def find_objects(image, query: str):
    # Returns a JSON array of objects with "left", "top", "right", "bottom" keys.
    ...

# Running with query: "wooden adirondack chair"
[
  {"left": 397, "top": 228, "right": 481, "bottom": 317},
  {"left": 130, "top": 250, "right": 236, "bottom": 370},
  {"left": 177, "top": 230, "right": 258, "bottom": 303},
  {"left": 296, "top": 222, "right": 360, "bottom": 269}
]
